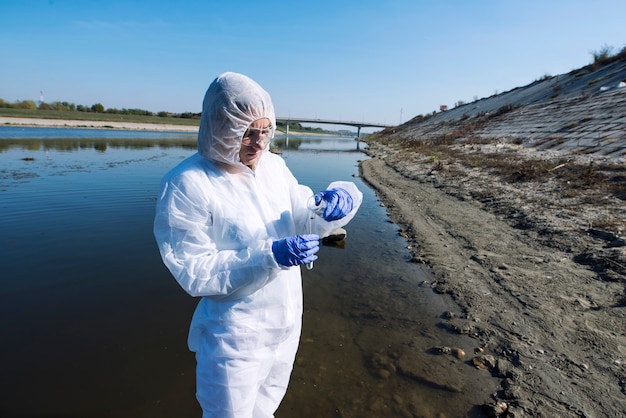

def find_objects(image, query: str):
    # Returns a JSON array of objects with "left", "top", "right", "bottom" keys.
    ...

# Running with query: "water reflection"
[
  {"left": 0, "top": 137, "right": 198, "bottom": 153},
  {"left": 0, "top": 127, "right": 364, "bottom": 153},
  {"left": 0, "top": 128, "right": 498, "bottom": 418}
]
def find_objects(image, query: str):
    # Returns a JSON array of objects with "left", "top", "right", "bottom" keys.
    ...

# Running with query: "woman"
[{"left": 154, "top": 72, "right": 362, "bottom": 417}]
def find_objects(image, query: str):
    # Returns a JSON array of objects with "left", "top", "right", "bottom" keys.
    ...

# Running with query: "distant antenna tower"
[{"left": 39, "top": 90, "right": 44, "bottom": 106}]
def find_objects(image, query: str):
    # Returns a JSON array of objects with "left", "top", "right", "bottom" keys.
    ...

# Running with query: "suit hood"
[{"left": 197, "top": 72, "right": 276, "bottom": 168}]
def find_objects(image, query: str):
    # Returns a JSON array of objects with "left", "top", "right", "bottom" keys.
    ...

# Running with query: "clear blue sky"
[{"left": 2, "top": 0, "right": 625, "bottom": 127}]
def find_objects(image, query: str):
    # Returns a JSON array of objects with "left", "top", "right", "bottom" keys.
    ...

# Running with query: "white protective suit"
[{"left": 153, "top": 72, "right": 362, "bottom": 418}]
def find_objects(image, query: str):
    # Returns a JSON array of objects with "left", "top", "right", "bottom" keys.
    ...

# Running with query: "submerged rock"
[
  {"left": 322, "top": 228, "right": 347, "bottom": 248},
  {"left": 323, "top": 228, "right": 347, "bottom": 242}
]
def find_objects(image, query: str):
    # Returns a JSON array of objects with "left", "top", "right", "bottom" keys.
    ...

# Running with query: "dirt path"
[{"left": 360, "top": 151, "right": 626, "bottom": 417}]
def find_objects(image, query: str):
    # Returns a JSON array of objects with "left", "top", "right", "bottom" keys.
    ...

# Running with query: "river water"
[{"left": 0, "top": 126, "right": 497, "bottom": 417}]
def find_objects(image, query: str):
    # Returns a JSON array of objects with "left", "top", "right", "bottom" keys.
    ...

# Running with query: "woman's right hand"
[{"left": 272, "top": 234, "right": 319, "bottom": 267}]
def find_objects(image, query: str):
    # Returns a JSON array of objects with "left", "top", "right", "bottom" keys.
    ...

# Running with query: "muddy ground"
[{"left": 358, "top": 138, "right": 626, "bottom": 417}]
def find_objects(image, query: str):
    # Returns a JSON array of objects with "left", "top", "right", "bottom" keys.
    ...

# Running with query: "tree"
[
  {"left": 61, "top": 101, "right": 76, "bottom": 111},
  {"left": 51, "top": 101, "right": 66, "bottom": 111},
  {"left": 91, "top": 103, "right": 105, "bottom": 113},
  {"left": 14, "top": 100, "right": 38, "bottom": 110}
]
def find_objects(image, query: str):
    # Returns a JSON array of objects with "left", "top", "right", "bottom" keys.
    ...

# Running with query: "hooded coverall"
[{"left": 153, "top": 72, "right": 362, "bottom": 417}]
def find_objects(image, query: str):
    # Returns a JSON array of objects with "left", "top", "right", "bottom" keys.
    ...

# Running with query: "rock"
[
  {"left": 443, "top": 310, "right": 455, "bottom": 319},
  {"left": 588, "top": 229, "right": 616, "bottom": 241},
  {"left": 482, "top": 401, "right": 508, "bottom": 417},
  {"left": 472, "top": 354, "right": 497, "bottom": 371},
  {"left": 502, "top": 378, "right": 523, "bottom": 401},
  {"left": 496, "top": 358, "right": 519, "bottom": 379},
  {"left": 452, "top": 347, "right": 466, "bottom": 359},
  {"left": 607, "top": 237, "right": 626, "bottom": 248},
  {"left": 322, "top": 228, "right": 347, "bottom": 247},
  {"left": 447, "top": 319, "right": 474, "bottom": 335},
  {"left": 431, "top": 346, "right": 452, "bottom": 355}
]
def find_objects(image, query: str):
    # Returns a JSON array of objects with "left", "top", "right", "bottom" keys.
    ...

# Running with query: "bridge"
[{"left": 276, "top": 117, "right": 392, "bottom": 139}]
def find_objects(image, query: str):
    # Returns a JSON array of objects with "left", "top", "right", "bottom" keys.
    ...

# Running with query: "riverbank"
[
  {"left": 0, "top": 116, "right": 200, "bottom": 132},
  {"left": 359, "top": 138, "right": 625, "bottom": 416},
  {"left": 356, "top": 59, "right": 626, "bottom": 417}
]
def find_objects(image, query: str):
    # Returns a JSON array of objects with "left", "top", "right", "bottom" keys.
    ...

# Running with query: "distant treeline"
[
  {"left": 0, "top": 99, "right": 336, "bottom": 133},
  {"left": 0, "top": 99, "right": 329, "bottom": 133},
  {"left": 275, "top": 121, "right": 325, "bottom": 134},
  {"left": 0, "top": 98, "right": 201, "bottom": 120},
  {"left": 0, "top": 98, "right": 329, "bottom": 133}
]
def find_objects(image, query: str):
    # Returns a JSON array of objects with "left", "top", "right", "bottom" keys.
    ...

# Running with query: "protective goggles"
[{"left": 241, "top": 126, "right": 273, "bottom": 146}]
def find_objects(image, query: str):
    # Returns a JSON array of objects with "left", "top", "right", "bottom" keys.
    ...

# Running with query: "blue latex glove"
[
  {"left": 272, "top": 234, "right": 320, "bottom": 267},
  {"left": 314, "top": 188, "right": 354, "bottom": 221}
]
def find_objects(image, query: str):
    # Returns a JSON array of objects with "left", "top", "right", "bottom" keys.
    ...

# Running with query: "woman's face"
[{"left": 239, "top": 118, "right": 272, "bottom": 170}]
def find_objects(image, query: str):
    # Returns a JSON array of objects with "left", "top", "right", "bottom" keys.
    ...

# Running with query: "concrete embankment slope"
[{"left": 381, "top": 59, "right": 626, "bottom": 159}]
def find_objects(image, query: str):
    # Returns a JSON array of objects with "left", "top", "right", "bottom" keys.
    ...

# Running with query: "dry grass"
[
  {"left": 381, "top": 132, "right": 626, "bottom": 203},
  {"left": 371, "top": 130, "right": 626, "bottom": 239}
]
